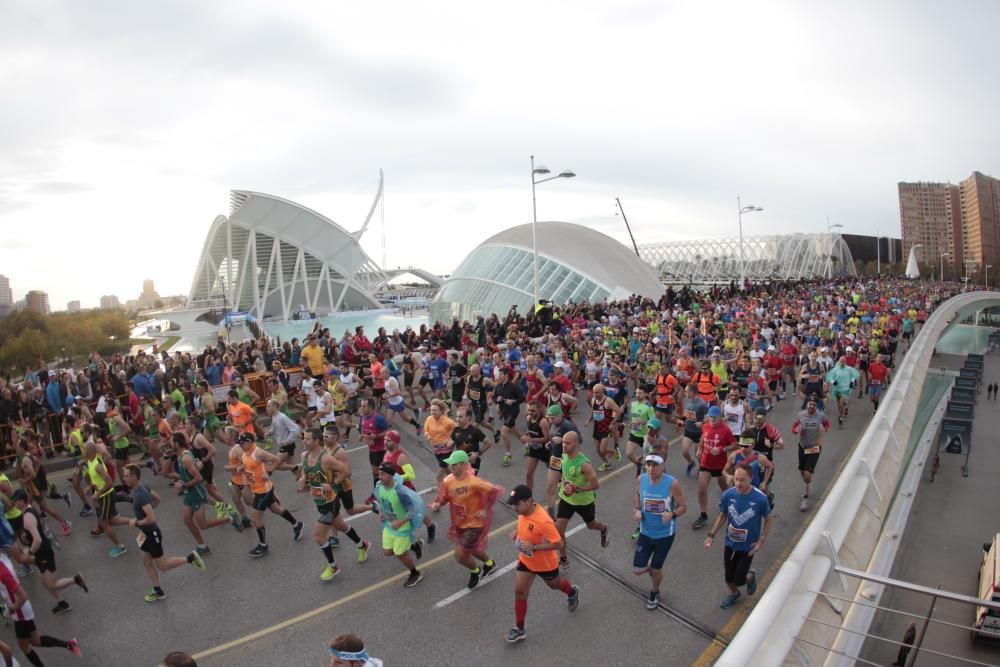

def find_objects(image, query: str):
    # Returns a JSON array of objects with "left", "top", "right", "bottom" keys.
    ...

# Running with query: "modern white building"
[
  {"left": 187, "top": 188, "right": 386, "bottom": 321},
  {"left": 430, "top": 221, "right": 663, "bottom": 323}
]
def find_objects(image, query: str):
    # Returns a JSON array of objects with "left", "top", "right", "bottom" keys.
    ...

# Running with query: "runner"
[
  {"left": 633, "top": 453, "right": 686, "bottom": 609},
  {"left": 11, "top": 491, "right": 87, "bottom": 614},
  {"left": 505, "top": 484, "right": 579, "bottom": 643},
  {"left": 586, "top": 384, "right": 623, "bottom": 472},
  {"left": 380, "top": 430, "right": 436, "bottom": 542},
  {"left": 493, "top": 367, "right": 524, "bottom": 466},
  {"left": 427, "top": 450, "right": 501, "bottom": 589},
  {"left": 183, "top": 417, "right": 230, "bottom": 512},
  {"left": 825, "top": 357, "right": 860, "bottom": 427},
  {"left": 461, "top": 364, "right": 496, "bottom": 439},
  {"left": 867, "top": 354, "right": 891, "bottom": 412},
  {"left": 724, "top": 434, "right": 774, "bottom": 502},
  {"left": 691, "top": 405, "right": 736, "bottom": 530},
  {"left": 448, "top": 406, "right": 489, "bottom": 473},
  {"left": 676, "top": 383, "right": 708, "bottom": 477},
  {"left": 81, "top": 442, "right": 127, "bottom": 558},
  {"left": 555, "top": 431, "right": 608, "bottom": 570},
  {"left": 721, "top": 390, "right": 749, "bottom": 436},
  {"left": 0, "top": 553, "right": 81, "bottom": 665},
  {"left": 380, "top": 367, "right": 421, "bottom": 433},
  {"left": 222, "top": 427, "right": 253, "bottom": 529},
  {"left": 112, "top": 464, "right": 205, "bottom": 602},
  {"left": 264, "top": 399, "right": 302, "bottom": 475},
  {"left": 328, "top": 633, "right": 383, "bottom": 667},
  {"left": 791, "top": 397, "right": 831, "bottom": 511},
  {"left": 358, "top": 398, "right": 389, "bottom": 502},
  {"left": 543, "top": 405, "right": 581, "bottom": 515},
  {"left": 236, "top": 433, "right": 305, "bottom": 557},
  {"left": 703, "top": 464, "right": 773, "bottom": 609},
  {"left": 373, "top": 462, "right": 425, "bottom": 588},
  {"left": 518, "top": 401, "right": 550, "bottom": 495},
  {"left": 13, "top": 442, "right": 70, "bottom": 537},
  {"left": 625, "top": 385, "right": 655, "bottom": 470},
  {"left": 423, "top": 399, "right": 457, "bottom": 484},
  {"left": 170, "top": 432, "right": 240, "bottom": 554},
  {"left": 226, "top": 390, "right": 257, "bottom": 436}
]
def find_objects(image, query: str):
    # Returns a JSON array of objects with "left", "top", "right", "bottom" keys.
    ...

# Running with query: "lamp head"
[
  {"left": 533, "top": 165, "right": 551, "bottom": 175},
  {"left": 558, "top": 169, "right": 576, "bottom": 179}
]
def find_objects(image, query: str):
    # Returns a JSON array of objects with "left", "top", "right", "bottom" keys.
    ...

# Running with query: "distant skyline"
[{"left": 2, "top": 0, "right": 999, "bottom": 309}]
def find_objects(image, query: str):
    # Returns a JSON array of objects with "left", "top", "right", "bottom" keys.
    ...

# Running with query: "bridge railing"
[{"left": 716, "top": 291, "right": 1000, "bottom": 667}]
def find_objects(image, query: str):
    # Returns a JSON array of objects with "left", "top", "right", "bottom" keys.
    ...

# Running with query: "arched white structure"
[
  {"left": 430, "top": 221, "right": 663, "bottom": 323},
  {"left": 187, "top": 188, "right": 387, "bottom": 321},
  {"left": 638, "top": 233, "right": 857, "bottom": 283}
]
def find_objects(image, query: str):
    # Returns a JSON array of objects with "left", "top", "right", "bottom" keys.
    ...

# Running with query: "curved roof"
[{"left": 478, "top": 221, "right": 663, "bottom": 298}]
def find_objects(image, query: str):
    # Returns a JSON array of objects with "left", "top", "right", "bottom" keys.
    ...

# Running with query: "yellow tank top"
[
  {"left": 0, "top": 474, "right": 21, "bottom": 520},
  {"left": 87, "top": 458, "right": 112, "bottom": 496}
]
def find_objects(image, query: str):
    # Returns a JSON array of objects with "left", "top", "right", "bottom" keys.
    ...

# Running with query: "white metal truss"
[{"left": 638, "top": 233, "right": 857, "bottom": 283}]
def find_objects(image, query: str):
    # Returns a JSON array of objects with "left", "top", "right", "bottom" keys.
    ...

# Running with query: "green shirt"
[
  {"left": 375, "top": 483, "right": 410, "bottom": 536},
  {"left": 171, "top": 388, "right": 188, "bottom": 419},
  {"left": 109, "top": 419, "right": 129, "bottom": 450},
  {"left": 559, "top": 452, "right": 595, "bottom": 506},
  {"left": 629, "top": 401, "right": 655, "bottom": 438}
]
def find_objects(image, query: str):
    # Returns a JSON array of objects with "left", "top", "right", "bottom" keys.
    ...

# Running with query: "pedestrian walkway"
[{"left": 861, "top": 349, "right": 1000, "bottom": 665}]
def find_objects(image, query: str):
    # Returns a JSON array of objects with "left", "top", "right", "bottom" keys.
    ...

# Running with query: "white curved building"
[
  {"left": 430, "top": 221, "right": 664, "bottom": 323},
  {"left": 187, "top": 189, "right": 387, "bottom": 321},
  {"left": 638, "top": 233, "right": 857, "bottom": 283}
]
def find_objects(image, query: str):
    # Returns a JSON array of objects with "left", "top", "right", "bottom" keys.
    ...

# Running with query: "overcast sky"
[{"left": 2, "top": 0, "right": 998, "bottom": 309}]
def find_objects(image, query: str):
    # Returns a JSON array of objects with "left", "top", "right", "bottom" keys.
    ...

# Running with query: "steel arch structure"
[{"left": 638, "top": 233, "right": 856, "bottom": 283}]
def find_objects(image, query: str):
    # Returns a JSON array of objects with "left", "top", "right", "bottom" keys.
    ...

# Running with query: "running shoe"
[
  {"left": 559, "top": 557, "right": 569, "bottom": 572},
  {"left": 61, "top": 493, "right": 71, "bottom": 508},
  {"left": 78, "top": 505, "right": 93, "bottom": 518},
  {"left": 493, "top": 430, "right": 500, "bottom": 444},
  {"left": 357, "top": 539, "right": 370, "bottom": 564},
  {"left": 52, "top": 600, "right": 71, "bottom": 614},
  {"left": 229, "top": 511, "right": 243, "bottom": 533},
  {"left": 598, "top": 462, "right": 612, "bottom": 472},
  {"left": 189, "top": 551, "right": 206, "bottom": 572},
  {"left": 467, "top": 568, "right": 481, "bottom": 590},
  {"left": 73, "top": 573, "right": 89, "bottom": 593},
  {"left": 61, "top": 521, "right": 72, "bottom": 537},
  {"left": 240, "top": 516, "right": 252, "bottom": 529},
  {"left": 144, "top": 589, "right": 166, "bottom": 603},
  {"left": 292, "top": 520, "right": 305, "bottom": 541},
  {"left": 631, "top": 527, "right": 640, "bottom": 541},
  {"left": 90, "top": 526, "right": 104, "bottom": 538},
  {"left": 747, "top": 569, "right": 758, "bottom": 596},
  {"left": 600, "top": 525, "right": 609, "bottom": 548},
  {"left": 320, "top": 564, "right": 340, "bottom": 581},
  {"left": 17, "top": 565, "right": 32, "bottom": 578},
  {"left": 411, "top": 539, "right": 424, "bottom": 560},
  {"left": 647, "top": 591, "right": 660, "bottom": 610},
  {"left": 799, "top": 495, "right": 809, "bottom": 512},
  {"left": 427, "top": 522, "right": 437, "bottom": 544},
  {"left": 109, "top": 545, "right": 127, "bottom": 559},
  {"left": 685, "top": 461, "right": 696, "bottom": 477},
  {"left": 214, "top": 501, "right": 226, "bottom": 519},
  {"left": 328, "top": 536, "right": 341, "bottom": 549},
  {"left": 692, "top": 514, "right": 708, "bottom": 530},
  {"left": 196, "top": 545, "right": 211, "bottom": 556},
  {"left": 481, "top": 560, "right": 496, "bottom": 578},
  {"left": 505, "top": 627, "right": 526, "bottom": 643},
  {"left": 567, "top": 585, "right": 580, "bottom": 611},
  {"left": 614, "top": 447, "right": 622, "bottom": 461},
  {"left": 249, "top": 544, "right": 269, "bottom": 558},
  {"left": 67, "top": 638, "right": 81, "bottom": 657},
  {"left": 403, "top": 570, "right": 423, "bottom": 588},
  {"left": 502, "top": 453, "right": 512, "bottom": 467},
  {"left": 720, "top": 591, "right": 741, "bottom": 609}
]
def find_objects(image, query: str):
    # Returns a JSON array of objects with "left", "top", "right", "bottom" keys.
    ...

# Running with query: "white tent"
[{"left": 905, "top": 246, "right": 921, "bottom": 279}]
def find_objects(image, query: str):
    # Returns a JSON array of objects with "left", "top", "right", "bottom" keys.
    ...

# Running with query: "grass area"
[{"left": 156, "top": 336, "right": 181, "bottom": 352}]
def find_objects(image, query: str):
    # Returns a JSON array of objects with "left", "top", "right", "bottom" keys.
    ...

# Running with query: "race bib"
[
  {"left": 469, "top": 389, "right": 481, "bottom": 400},
  {"left": 642, "top": 497, "right": 667, "bottom": 514},
  {"left": 310, "top": 486, "right": 326, "bottom": 499},
  {"left": 870, "top": 379, "right": 882, "bottom": 387},
  {"left": 548, "top": 456, "right": 562, "bottom": 471},
  {"left": 592, "top": 410, "right": 605, "bottom": 422},
  {"left": 726, "top": 414, "right": 739, "bottom": 424},
  {"left": 685, "top": 410, "right": 696, "bottom": 421},
  {"left": 631, "top": 418, "right": 643, "bottom": 430},
  {"left": 803, "top": 445, "right": 821, "bottom": 455},
  {"left": 726, "top": 525, "right": 748, "bottom": 543}
]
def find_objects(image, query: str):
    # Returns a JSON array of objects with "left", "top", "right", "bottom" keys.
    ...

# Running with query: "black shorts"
[
  {"left": 317, "top": 500, "right": 340, "bottom": 525},
  {"left": 724, "top": 545, "right": 754, "bottom": 586},
  {"left": 113, "top": 446, "right": 129, "bottom": 461},
  {"left": 902, "top": 331, "right": 912, "bottom": 340},
  {"left": 201, "top": 461, "right": 215, "bottom": 486},
  {"left": 419, "top": 376, "right": 433, "bottom": 387},
  {"left": 701, "top": 467, "right": 724, "bottom": 478},
  {"left": 373, "top": 388, "right": 386, "bottom": 399},
  {"left": 14, "top": 618, "right": 36, "bottom": 640},
  {"left": 500, "top": 410, "right": 519, "bottom": 429},
  {"left": 592, "top": 427, "right": 612, "bottom": 441},
  {"left": 516, "top": 560, "right": 560, "bottom": 581},
  {"left": 33, "top": 543, "right": 57, "bottom": 573},
  {"left": 435, "top": 453, "right": 451, "bottom": 469},
  {"left": 471, "top": 402, "right": 488, "bottom": 423},
  {"left": 279, "top": 442, "right": 296, "bottom": 457},
  {"left": 139, "top": 527, "right": 165, "bottom": 559},
  {"left": 338, "top": 487, "right": 355, "bottom": 511},
  {"left": 252, "top": 490, "right": 278, "bottom": 511},
  {"left": 798, "top": 448, "right": 821, "bottom": 473},
  {"left": 654, "top": 404, "right": 675, "bottom": 417},
  {"left": 525, "top": 446, "right": 549, "bottom": 462},
  {"left": 456, "top": 527, "right": 483, "bottom": 550},
  {"left": 98, "top": 492, "right": 118, "bottom": 521},
  {"left": 858, "top": 360, "right": 869, "bottom": 372},
  {"left": 556, "top": 498, "right": 596, "bottom": 524},
  {"left": 9, "top": 515, "right": 23, "bottom": 535},
  {"left": 369, "top": 449, "right": 386, "bottom": 468},
  {"left": 683, "top": 431, "right": 701, "bottom": 444},
  {"left": 404, "top": 371, "right": 414, "bottom": 387},
  {"left": 628, "top": 433, "right": 644, "bottom": 446}
]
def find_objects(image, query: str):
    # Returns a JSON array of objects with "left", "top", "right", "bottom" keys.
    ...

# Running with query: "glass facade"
[{"left": 430, "top": 245, "right": 610, "bottom": 323}]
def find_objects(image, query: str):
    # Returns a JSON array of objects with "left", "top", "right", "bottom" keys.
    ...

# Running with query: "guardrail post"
[{"left": 819, "top": 531, "right": 847, "bottom": 614}]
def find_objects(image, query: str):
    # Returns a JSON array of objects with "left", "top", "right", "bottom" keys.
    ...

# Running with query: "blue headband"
[{"left": 329, "top": 647, "right": 369, "bottom": 661}]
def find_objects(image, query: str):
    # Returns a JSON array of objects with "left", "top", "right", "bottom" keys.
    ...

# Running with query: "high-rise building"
[
  {"left": 100, "top": 295, "right": 121, "bottom": 309},
  {"left": 66, "top": 300, "right": 81, "bottom": 313},
  {"left": 25, "top": 290, "right": 50, "bottom": 315},
  {"left": 0, "top": 275, "right": 11, "bottom": 306},
  {"left": 898, "top": 181, "right": 963, "bottom": 278},
  {"left": 959, "top": 171, "right": 1000, "bottom": 270},
  {"left": 137, "top": 279, "right": 161, "bottom": 308}
]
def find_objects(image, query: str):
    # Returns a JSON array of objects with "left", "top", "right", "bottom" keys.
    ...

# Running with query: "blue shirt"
[
  {"left": 638, "top": 473, "right": 676, "bottom": 539},
  {"left": 45, "top": 381, "right": 63, "bottom": 413},
  {"left": 131, "top": 372, "right": 152, "bottom": 399},
  {"left": 204, "top": 364, "right": 222, "bottom": 387},
  {"left": 719, "top": 486, "right": 771, "bottom": 552},
  {"left": 427, "top": 358, "right": 449, "bottom": 390}
]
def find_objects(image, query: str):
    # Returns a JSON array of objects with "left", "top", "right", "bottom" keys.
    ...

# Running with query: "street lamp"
[
  {"left": 939, "top": 251, "right": 949, "bottom": 282},
  {"left": 530, "top": 156, "right": 576, "bottom": 307},
  {"left": 986, "top": 264, "right": 992, "bottom": 288},
  {"left": 826, "top": 218, "right": 843, "bottom": 279},
  {"left": 737, "top": 196, "right": 763, "bottom": 288},
  {"left": 964, "top": 259, "right": 976, "bottom": 291}
]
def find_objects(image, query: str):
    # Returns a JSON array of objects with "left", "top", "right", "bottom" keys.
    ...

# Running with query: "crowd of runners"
[{"left": 0, "top": 276, "right": 965, "bottom": 663}]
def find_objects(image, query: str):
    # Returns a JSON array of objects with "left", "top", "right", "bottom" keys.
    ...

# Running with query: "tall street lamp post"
[
  {"left": 737, "top": 196, "right": 763, "bottom": 288},
  {"left": 530, "top": 156, "right": 575, "bottom": 308}
]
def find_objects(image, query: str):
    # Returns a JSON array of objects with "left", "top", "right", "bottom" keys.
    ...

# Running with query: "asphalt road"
[{"left": 3, "top": 385, "right": 878, "bottom": 667}]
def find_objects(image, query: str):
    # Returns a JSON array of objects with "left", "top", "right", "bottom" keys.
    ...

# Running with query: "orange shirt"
[
  {"left": 229, "top": 445, "right": 246, "bottom": 486},
  {"left": 241, "top": 446, "right": 272, "bottom": 494},
  {"left": 423, "top": 415, "right": 457, "bottom": 453},
  {"left": 228, "top": 401, "right": 255, "bottom": 434},
  {"left": 435, "top": 474, "right": 497, "bottom": 529},
  {"left": 516, "top": 503, "right": 561, "bottom": 573},
  {"left": 157, "top": 419, "right": 172, "bottom": 442}
]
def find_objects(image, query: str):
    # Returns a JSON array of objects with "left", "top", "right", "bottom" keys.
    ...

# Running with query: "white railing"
[{"left": 716, "top": 291, "right": 1000, "bottom": 667}]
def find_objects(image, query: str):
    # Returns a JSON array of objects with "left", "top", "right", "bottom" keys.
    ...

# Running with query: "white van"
[{"left": 974, "top": 534, "right": 1000, "bottom": 641}]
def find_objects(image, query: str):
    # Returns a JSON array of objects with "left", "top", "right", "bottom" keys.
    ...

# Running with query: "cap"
[
  {"left": 554, "top": 361, "right": 566, "bottom": 369},
  {"left": 739, "top": 435, "right": 755, "bottom": 447},
  {"left": 846, "top": 346, "right": 853, "bottom": 351},
  {"left": 237, "top": 432, "right": 256, "bottom": 444},
  {"left": 385, "top": 430, "right": 401, "bottom": 445},
  {"left": 652, "top": 337, "right": 661, "bottom": 344},
  {"left": 507, "top": 484, "right": 533, "bottom": 505},
  {"left": 633, "top": 326, "right": 640, "bottom": 333},
  {"left": 48, "top": 370, "right": 57, "bottom": 377},
  {"left": 327, "top": 368, "right": 341, "bottom": 376},
  {"left": 647, "top": 417, "right": 661, "bottom": 430},
  {"left": 707, "top": 406, "right": 722, "bottom": 418},
  {"left": 442, "top": 450, "right": 470, "bottom": 465},
  {"left": 546, "top": 404, "right": 564, "bottom": 417},
  {"left": 713, "top": 346, "right": 721, "bottom": 351},
  {"left": 643, "top": 454, "right": 664, "bottom": 465},
  {"left": 767, "top": 345, "right": 776, "bottom": 351},
  {"left": 378, "top": 462, "right": 397, "bottom": 475}
]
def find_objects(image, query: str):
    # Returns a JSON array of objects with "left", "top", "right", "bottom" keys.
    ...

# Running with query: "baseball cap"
[
  {"left": 643, "top": 454, "right": 664, "bottom": 465},
  {"left": 237, "top": 432, "right": 256, "bottom": 444},
  {"left": 633, "top": 326, "right": 639, "bottom": 333},
  {"left": 648, "top": 417, "right": 661, "bottom": 430},
  {"left": 546, "top": 404, "right": 564, "bottom": 417},
  {"left": 554, "top": 361, "right": 565, "bottom": 369},
  {"left": 443, "top": 450, "right": 470, "bottom": 465},
  {"left": 385, "top": 430, "right": 401, "bottom": 445},
  {"left": 507, "top": 484, "right": 533, "bottom": 505},
  {"left": 767, "top": 345, "right": 776, "bottom": 351},
  {"left": 652, "top": 337, "right": 660, "bottom": 344},
  {"left": 327, "top": 368, "right": 341, "bottom": 376},
  {"left": 378, "top": 462, "right": 397, "bottom": 475},
  {"left": 707, "top": 406, "right": 722, "bottom": 418}
]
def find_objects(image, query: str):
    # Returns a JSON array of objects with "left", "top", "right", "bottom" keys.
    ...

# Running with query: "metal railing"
[{"left": 716, "top": 291, "right": 1000, "bottom": 666}]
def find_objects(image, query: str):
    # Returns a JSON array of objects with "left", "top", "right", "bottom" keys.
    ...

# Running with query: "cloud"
[{"left": 27, "top": 181, "right": 94, "bottom": 195}]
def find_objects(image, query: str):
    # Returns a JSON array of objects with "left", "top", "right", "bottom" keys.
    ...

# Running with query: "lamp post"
[
  {"left": 737, "top": 196, "right": 763, "bottom": 288},
  {"left": 939, "top": 251, "right": 948, "bottom": 281},
  {"left": 826, "top": 218, "right": 843, "bottom": 279},
  {"left": 964, "top": 259, "right": 976, "bottom": 291},
  {"left": 986, "top": 264, "right": 992, "bottom": 288},
  {"left": 530, "top": 156, "right": 576, "bottom": 308}
]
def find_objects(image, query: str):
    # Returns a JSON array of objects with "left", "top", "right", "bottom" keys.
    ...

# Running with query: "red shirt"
[
  {"left": 763, "top": 354, "right": 783, "bottom": 379},
  {"left": 699, "top": 421, "right": 736, "bottom": 470},
  {"left": 868, "top": 362, "right": 889, "bottom": 384}
]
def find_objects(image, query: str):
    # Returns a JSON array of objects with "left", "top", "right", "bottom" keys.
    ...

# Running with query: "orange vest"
[
  {"left": 692, "top": 371, "right": 718, "bottom": 402},
  {"left": 241, "top": 445, "right": 272, "bottom": 494},
  {"left": 655, "top": 373, "right": 677, "bottom": 406}
]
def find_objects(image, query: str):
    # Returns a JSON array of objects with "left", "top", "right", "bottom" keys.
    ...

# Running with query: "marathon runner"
[
  {"left": 555, "top": 431, "right": 608, "bottom": 570},
  {"left": 633, "top": 453, "right": 685, "bottom": 609},
  {"left": 373, "top": 462, "right": 425, "bottom": 588},
  {"left": 691, "top": 405, "right": 737, "bottom": 530},
  {"left": 519, "top": 401, "right": 550, "bottom": 495},
  {"left": 236, "top": 433, "right": 304, "bottom": 557},
  {"left": 170, "top": 432, "right": 240, "bottom": 554},
  {"left": 586, "top": 384, "right": 623, "bottom": 472},
  {"left": 0, "top": 552, "right": 81, "bottom": 665},
  {"left": 380, "top": 430, "right": 436, "bottom": 542},
  {"left": 791, "top": 397, "right": 831, "bottom": 511}
]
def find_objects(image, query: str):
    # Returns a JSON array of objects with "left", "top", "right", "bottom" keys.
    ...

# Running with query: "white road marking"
[{"left": 433, "top": 522, "right": 588, "bottom": 609}]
